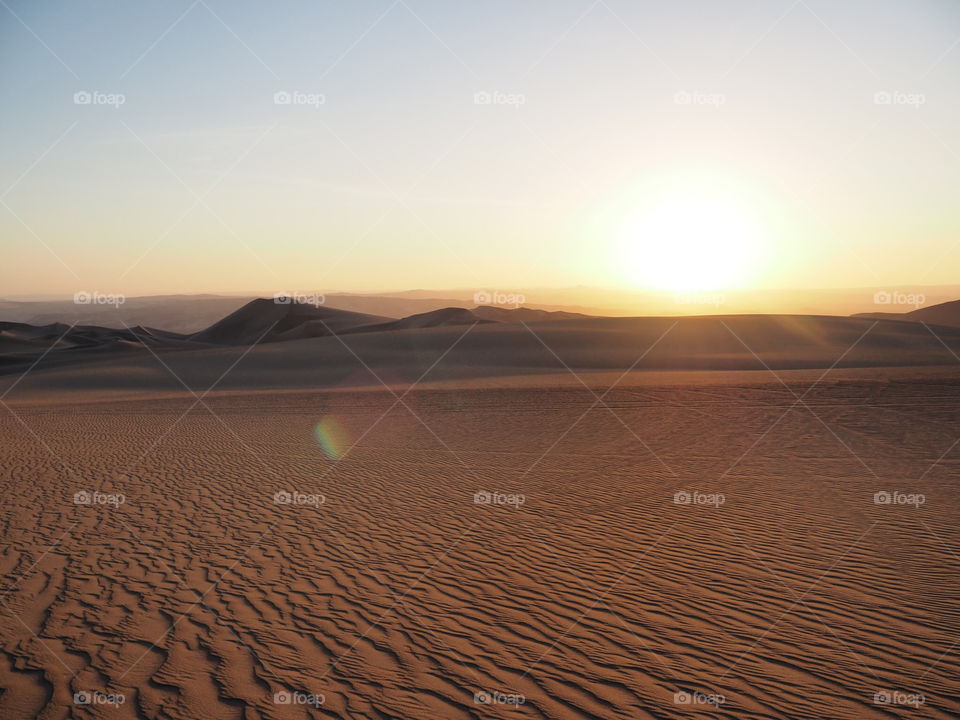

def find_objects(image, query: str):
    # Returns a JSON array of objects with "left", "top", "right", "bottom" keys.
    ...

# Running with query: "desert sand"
[
  {"left": 1, "top": 306, "right": 959, "bottom": 719},
  {"left": 1, "top": 376, "right": 959, "bottom": 719}
]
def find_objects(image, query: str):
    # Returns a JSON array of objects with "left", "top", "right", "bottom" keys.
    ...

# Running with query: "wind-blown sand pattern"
[{"left": 1, "top": 378, "right": 958, "bottom": 719}]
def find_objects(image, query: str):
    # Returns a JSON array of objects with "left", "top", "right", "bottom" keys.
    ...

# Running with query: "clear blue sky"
[{"left": 2, "top": 0, "right": 959, "bottom": 297}]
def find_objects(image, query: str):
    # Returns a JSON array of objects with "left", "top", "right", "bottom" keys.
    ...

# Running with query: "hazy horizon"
[
  {"left": 3, "top": 281, "right": 959, "bottom": 324},
  {"left": 6, "top": 280, "right": 960, "bottom": 302}
]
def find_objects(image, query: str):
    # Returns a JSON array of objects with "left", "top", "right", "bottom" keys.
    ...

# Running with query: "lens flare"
[{"left": 314, "top": 416, "right": 350, "bottom": 460}]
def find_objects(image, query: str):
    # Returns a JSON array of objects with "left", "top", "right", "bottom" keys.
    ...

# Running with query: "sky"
[{"left": 2, "top": 0, "right": 960, "bottom": 299}]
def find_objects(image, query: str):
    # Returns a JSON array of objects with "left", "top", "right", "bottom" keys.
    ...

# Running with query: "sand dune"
[
  {"left": 471, "top": 306, "right": 587, "bottom": 322},
  {"left": 2, "top": 303, "right": 959, "bottom": 719},
  {"left": 10, "top": 285, "right": 960, "bottom": 336},
  {"left": 347, "top": 307, "right": 495, "bottom": 333},
  {"left": 4, "top": 310, "right": 960, "bottom": 396},
  {"left": 7, "top": 298, "right": 960, "bottom": 388},
  {"left": 0, "top": 377, "right": 958, "bottom": 719},
  {"left": 856, "top": 298, "right": 960, "bottom": 328},
  {"left": 0, "top": 295, "right": 254, "bottom": 334},
  {"left": 0, "top": 294, "right": 596, "bottom": 333},
  {"left": 191, "top": 298, "right": 394, "bottom": 345},
  {"left": 0, "top": 321, "right": 195, "bottom": 360}
]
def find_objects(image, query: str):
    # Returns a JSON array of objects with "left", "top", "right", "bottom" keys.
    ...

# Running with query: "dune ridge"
[
  {"left": 855, "top": 298, "right": 960, "bottom": 328},
  {"left": 4, "top": 307, "right": 960, "bottom": 394}
]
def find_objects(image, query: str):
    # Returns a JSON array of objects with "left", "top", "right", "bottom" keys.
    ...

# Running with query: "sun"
[{"left": 620, "top": 190, "right": 764, "bottom": 293}]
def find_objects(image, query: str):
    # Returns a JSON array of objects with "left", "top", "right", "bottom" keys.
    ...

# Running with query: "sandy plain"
[{"left": 1, "top": 369, "right": 958, "bottom": 719}]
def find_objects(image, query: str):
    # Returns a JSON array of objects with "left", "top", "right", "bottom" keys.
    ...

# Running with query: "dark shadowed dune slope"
[{"left": 191, "top": 298, "right": 394, "bottom": 344}]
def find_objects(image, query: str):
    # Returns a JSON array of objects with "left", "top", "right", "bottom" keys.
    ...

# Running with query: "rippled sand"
[{"left": 1, "top": 379, "right": 958, "bottom": 719}]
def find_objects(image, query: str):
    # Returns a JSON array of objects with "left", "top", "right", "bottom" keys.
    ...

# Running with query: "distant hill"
[
  {"left": 7, "top": 298, "right": 960, "bottom": 385},
  {"left": 346, "top": 307, "right": 495, "bottom": 333},
  {"left": 0, "top": 294, "right": 602, "bottom": 332},
  {"left": 853, "top": 299, "right": 960, "bottom": 328},
  {"left": 6, "top": 312, "right": 960, "bottom": 392},
  {"left": 472, "top": 306, "right": 587, "bottom": 323},
  {"left": 9, "top": 287, "right": 960, "bottom": 332},
  {"left": 0, "top": 320, "right": 202, "bottom": 375},
  {"left": 191, "top": 298, "right": 393, "bottom": 344},
  {"left": 0, "top": 321, "right": 192, "bottom": 352},
  {"left": 0, "top": 295, "right": 252, "bottom": 334}
]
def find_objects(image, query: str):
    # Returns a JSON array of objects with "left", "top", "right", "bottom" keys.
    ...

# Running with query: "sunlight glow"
[{"left": 619, "top": 188, "right": 765, "bottom": 293}]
